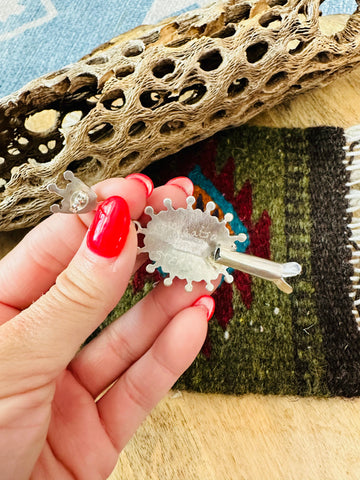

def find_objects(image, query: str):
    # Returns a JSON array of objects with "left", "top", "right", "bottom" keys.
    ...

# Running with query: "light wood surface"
[
  {"left": 110, "top": 17, "right": 360, "bottom": 480},
  {"left": 112, "top": 392, "right": 360, "bottom": 480}
]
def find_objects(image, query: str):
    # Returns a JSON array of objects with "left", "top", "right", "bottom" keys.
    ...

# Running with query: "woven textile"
[
  {"left": 96, "top": 125, "right": 360, "bottom": 398},
  {"left": 0, "top": 0, "right": 357, "bottom": 98}
]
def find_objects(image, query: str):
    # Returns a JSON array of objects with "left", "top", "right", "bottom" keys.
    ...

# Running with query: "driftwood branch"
[{"left": 1, "top": 0, "right": 360, "bottom": 230}]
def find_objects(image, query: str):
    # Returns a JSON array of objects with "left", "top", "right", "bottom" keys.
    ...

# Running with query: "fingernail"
[
  {"left": 87, "top": 196, "right": 130, "bottom": 258},
  {"left": 192, "top": 295, "right": 215, "bottom": 322},
  {"left": 126, "top": 173, "right": 154, "bottom": 197},
  {"left": 166, "top": 177, "right": 193, "bottom": 197}
]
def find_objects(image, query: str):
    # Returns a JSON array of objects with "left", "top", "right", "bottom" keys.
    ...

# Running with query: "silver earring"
[
  {"left": 47, "top": 171, "right": 98, "bottom": 214},
  {"left": 136, "top": 196, "right": 301, "bottom": 294}
]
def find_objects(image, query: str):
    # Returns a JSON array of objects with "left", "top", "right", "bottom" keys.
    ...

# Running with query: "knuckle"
[
  {"left": 151, "top": 349, "right": 179, "bottom": 379},
  {"left": 149, "top": 289, "right": 170, "bottom": 322},
  {"left": 122, "top": 372, "right": 152, "bottom": 413},
  {"left": 107, "top": 326, "right": 138, "bottom": 366},
  {"left": 52, "top": 265, "right": 103, "bottom": 314}
]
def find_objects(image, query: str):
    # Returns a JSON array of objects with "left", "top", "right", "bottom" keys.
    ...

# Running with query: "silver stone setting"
[{"left": 47, "top": 170, "right": 98, "bottom": 214}]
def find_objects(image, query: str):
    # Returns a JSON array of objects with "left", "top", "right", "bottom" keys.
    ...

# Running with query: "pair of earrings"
[{"left": 47, "top": 171, "right": 301, "bottom": 293}]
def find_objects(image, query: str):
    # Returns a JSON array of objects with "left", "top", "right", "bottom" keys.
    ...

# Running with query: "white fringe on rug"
[{"left": 344, "top": 125, "right": 360, "bottom": 329}]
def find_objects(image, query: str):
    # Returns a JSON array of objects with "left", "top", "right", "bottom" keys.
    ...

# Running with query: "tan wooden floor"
[{"left": 112, "top": 392, "right": 360, "bottom": 480}]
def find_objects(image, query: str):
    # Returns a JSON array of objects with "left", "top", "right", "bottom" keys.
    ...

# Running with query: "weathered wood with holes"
[{"left": 1, "top": 0, "right": 360, "bottom": 230}]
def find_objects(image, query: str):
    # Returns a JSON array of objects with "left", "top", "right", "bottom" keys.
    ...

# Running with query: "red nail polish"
[
  {"left": 192, "top": 295, "right": 215, "bottom": 322},
  {"left": 87, "top": 196, "right": 130, "bottom": 258},
  {"left": 166, "top": 177, "right": 193, "bottom": 196},
  {"left": 126, "top": 173, "right": 154, "bottom": 197}
]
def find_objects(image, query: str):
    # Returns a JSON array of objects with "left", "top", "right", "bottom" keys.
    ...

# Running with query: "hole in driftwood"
[
  {"left": 259, "top": 12, "right": 282, "bottom": 28},
  {"left": 123, "top": 41, "right": 144, "bottom": 57},
  {"left": 98, "top": 70, "right": 115, "bottom": 90},
  {"left": 179, "top": 84, "right": 207, "bottom": 105},
  {"left": 24, "top": 109, "right": 59, "bottom": 134},
  {"left": 211, "top": 24, "right": 236, "bottom": 38},
  {"left": 298, "top": 70, "right": 330, "bottom": 83},
  {"left": 160, "top": 120, "right": 185, "bottom": 134},
  {"left": 87, "top": 94, "right": 101, "bottom": 104},
  {"left": 319, "top": 8, "right": 351, "bottom": 36},
  {"left": 69, "top": 85, "right": 97, "bottom": 102},
  {"left": 153, "top": 59, "right": 176, "bottom": 78},
  {"left": 288, "top": 40, "right": 312, "bottom": 56},
  {"left": 268, "top": 0, "right": 287, "bottom": 6},
  {"left": 287, "top": 39, "right": 302, "bottom": 53},
  {"left": 313, "top": 51, "right": 340, "bottom": 63},
  {"left": 8, "top": 147, "right": 21, "bottom": 156},
  {"left": 17, "top": 136, "right": 29, "bottom": 146},
  {"left": 0, "top": 178, "right": 6, "bottom": 193},
  {"left": 298, "top": 3, "right": 318, "bottom": 18},
  {"left": 88, "top": 122, "right": 114, "bottom": 143},
  {"left": 165, "top": 37, "right": 192, "bottom": 48},
  {"left": 141, "top": 30, "right": 160, "bottom": 45},
  {"left": 253, "top": 101, "right": 264, "bottom": 109},
  {"left": 67, "top": 157, "right": 101, "bottom": 174},
  {"left": 210, "top": 110, "right": 227, "bottom": 121},
  {"left": 246, "top": 42, "right": 269, "bottom": 63},
  {"left": 11, "top": 215, "right": 23, "bottom": 224},
  {"left": 68, "top": 73, "right": 98, "bottom": 96},
  {"left": 15, "top": 196, "right": 37, "bottom": 206},
  {"left": 140, "top": 91, "right": 162, "bottom": 109},
  {"left": 228, "top": 77, "right": 249, "bottom": 96},
  {"left": 199, "top": 50, "right": 223, "bottom": 71},
  {"left": 129, "top": 121, "right": 146, "bottom": 137},
  {"left": 86, "top": 56, "right": 108, "bottom": 66},
  {"left": 101, "top": 89, "right": 126, "bottom": 110},
  {"left": 38, "top": 144, "right": 49, "bottom": 154},
  {"left": 120, "top": 151, "right": 140, "bottom": 168},
  {"left": 61, "top": 110, "right": 83, "bottom": 128},
  {"left": 115, "top": 65, "right": 135, "bottom": 79},
  {"left": 265, "top": 71, "right": 288, "bottom": 88}
]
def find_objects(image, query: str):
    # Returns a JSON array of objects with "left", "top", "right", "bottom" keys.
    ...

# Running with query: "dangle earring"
[
  {"left": 136, "top": 196, "right": 301, "bottom": 294},
  {"left": 47, "top": 170, "right": 98, "bottom": 214}
]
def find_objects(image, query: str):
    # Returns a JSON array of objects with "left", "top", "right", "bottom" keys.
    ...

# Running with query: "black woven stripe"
[{"left": 307, "top": 127, "right": 360, "bottom": 397}]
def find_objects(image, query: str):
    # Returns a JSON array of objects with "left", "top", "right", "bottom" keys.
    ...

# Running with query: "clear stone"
[{"left": 70, "top": 191, "right": 89, "bottom": 213}]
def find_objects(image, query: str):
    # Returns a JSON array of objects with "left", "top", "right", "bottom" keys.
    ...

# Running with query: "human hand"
[{"left": 0, "top": 174, "right": 215, "bottom": 480}]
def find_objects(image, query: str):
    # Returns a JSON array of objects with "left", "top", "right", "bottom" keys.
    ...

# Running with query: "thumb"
[{"left": 0, "top": 196, "right": 136, "bottom": 392}]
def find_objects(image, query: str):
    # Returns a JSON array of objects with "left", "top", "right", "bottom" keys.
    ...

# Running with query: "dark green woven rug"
[{"left": 102, "top": 125, "right": 360, "bottom": 398}]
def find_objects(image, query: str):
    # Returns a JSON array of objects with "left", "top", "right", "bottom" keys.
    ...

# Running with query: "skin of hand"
[{"left": 0, "top": 175, "right": 215, "bottom": 480}]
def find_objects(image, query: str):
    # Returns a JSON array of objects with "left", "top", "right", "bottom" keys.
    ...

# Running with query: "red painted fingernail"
[
  {"left": 87, "top": 196, "right": 130, "bottom": 258},
  {"left": 166, "top": 177, "right": 193, "bottom": 196},
  {"left": 192, "top": 295, "right": 215, "bottom": 322},
  {"left": 126, "top": 173, "right": 154, "bottom": 197}
]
